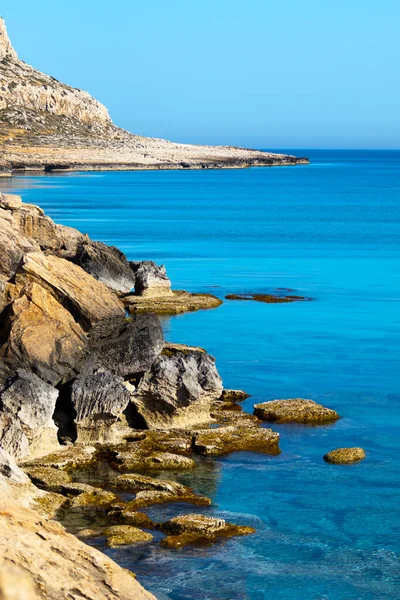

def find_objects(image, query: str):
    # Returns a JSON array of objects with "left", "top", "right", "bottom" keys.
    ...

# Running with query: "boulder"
[
  {"left": 23, "top": 467, "right": 71, "bottom": 493},
  {"left": 0, "top": 282, "right": 87, "bottom": 385},
  {"left": 132, "top": 349, "right": 223, "bottom": 429},
  {"left": 323, "top": 447, "right": 366, "bottom": 464},
  {"left": 85, "top": 313, "right": 164, "bottom": 377},
  {"left": 16, "top": 251, "right": 125, "bottom": 331},
  {"left": 0, "top": 370, "right": 59, "bottom": 457},
  {"left": 72, "top": 241, "right": 136, "bottom": 293},
  {"left": 70, "top": 370, "right": 131, "bottom": 443},
  {"left": 131, "top": 260, "right": 172, "bottom": 297},
  {"left": 253, "top": 398, "right": 340, "bottom": 424}
]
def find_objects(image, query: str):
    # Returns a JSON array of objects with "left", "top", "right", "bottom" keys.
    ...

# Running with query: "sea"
[{"left": 2, "top": 149, "right": 399, "bottom": 600}]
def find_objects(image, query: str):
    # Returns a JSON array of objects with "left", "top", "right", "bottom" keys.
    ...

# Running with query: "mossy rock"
[
  {"left": 24, "top": 467, "right": 71, "bottom": 493},
  {"left": 68, "top": 488, "right": 117, "bottom": 510},
  {"left": 323, "top": 447, "right": 366, "bottom": 464},
  {"left": 126, "top": 489, "right": 211, "bottom": 510},
  {"left": 111, "top": 473, "right": 188, "bottom": 494},
  {"left": 193, "top": 425, "right": 280, "bottom": 456},
  {"left": 104, "top": 525, "right": 153, "bottom": 547},
  {"left": 160, "top": 514, "right": 255, "bottom": 548},
  {"left": 253, "top": 398, "right": 339, "bottom": 425},
  {"left": 114, "top": 450, "right": 196, "bottom": 472}
]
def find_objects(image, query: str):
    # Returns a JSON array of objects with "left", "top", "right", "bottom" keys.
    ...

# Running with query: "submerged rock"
[
  {"left": 253, "top": 398, "right": 340, "bottom": 424},
  {"left": 225, "top": 292, "right": 312, "bottom": 303},
  {"left": 160, "top": 513, "right": 255, "bottom": 548},
  {"left": 131, "top": 260, "right": 172, "bottom": 297},
  {"left": 132, "top": 349, "right": 223, "bottom": 429},
  {"left": 126, "top": 488, "right": 211, "bottom": 510},
  {"left": 104, "top": 525, "right": 153, "bottom": 547},
  {"left": 323, "top": 447, "right": 366, "bottom": 464}
]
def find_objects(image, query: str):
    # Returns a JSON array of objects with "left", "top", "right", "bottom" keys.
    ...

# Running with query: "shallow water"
[{"left": 3, "top": 150, "right": 400, "bottom": 600}]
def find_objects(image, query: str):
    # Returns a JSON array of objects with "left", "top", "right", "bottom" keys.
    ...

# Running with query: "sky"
[{"left": 2, "top": 0, "right": 399, "bottom": 148}]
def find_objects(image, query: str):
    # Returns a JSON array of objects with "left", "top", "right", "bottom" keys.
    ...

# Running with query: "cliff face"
[
  {"left": 0, "top": 18, "right": 114, "bottom": 139},
  {"left": 0, "top": 17, "right": 308, "bottom": 171}
]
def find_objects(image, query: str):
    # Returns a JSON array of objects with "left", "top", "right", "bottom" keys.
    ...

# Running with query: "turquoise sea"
[{"left": 2, "top": 150, "right": 399, "bottom": 600}]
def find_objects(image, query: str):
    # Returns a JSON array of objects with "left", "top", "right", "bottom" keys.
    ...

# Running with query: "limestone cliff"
[{"left": 0, "top": 17, "right": 308, "bottom": 172}]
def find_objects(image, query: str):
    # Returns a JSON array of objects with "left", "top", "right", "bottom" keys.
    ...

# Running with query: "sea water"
[{"left": 2, "top": 150, "right": 399, "bottom": 600}]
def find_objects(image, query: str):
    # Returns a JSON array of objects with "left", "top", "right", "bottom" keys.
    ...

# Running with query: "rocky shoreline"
[{"left": 0, "top": 191, "right": 366, "bottom": 598}]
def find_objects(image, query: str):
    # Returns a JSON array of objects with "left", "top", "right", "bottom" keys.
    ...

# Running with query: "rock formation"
[
  {"left": 132, "top": 347, "right": 223, "bottom": 428},
  {"left": 0, "top": 17, "right": 308, "bottom": 172}
]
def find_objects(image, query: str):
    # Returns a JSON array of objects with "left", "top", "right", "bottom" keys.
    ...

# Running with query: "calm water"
[{"left": 2, "top": 150, "right": 400, "bottom": 600}]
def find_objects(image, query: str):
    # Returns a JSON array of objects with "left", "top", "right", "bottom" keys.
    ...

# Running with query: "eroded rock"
[
  {"left": 132, "top": 349, "right": 223, "bottom": 429},
  {"left": 131, "top": 260, "right": 172, "bottom": 297},
  {"left": 0, "top": 370, "right": 59, "bottom": 457},
  {"left": 71, "top": 370, "right": 131, "bottom": 443},
  {"left": 85, "top": 313, "right": 164, "bottom": 378}
]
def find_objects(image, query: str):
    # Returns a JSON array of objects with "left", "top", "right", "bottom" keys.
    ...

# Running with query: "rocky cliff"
[{"left": 0, "top": 18, "right": 308, "bottom": 173}]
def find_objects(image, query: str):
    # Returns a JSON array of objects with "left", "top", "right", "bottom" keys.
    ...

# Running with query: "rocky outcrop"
[
  {"left": 0, "top": 18, "right": 308, "bottom": 171},
  {"left": 0, "top": 281, "right": 87, "bottom": 385},
  {"left": 323, "top": 447, "right": 366, "bottom": 464},
  {"left": 132, "top": 349, "right": 223, "bottom": 429},
  {"left": 131, "top": 261, "right": 172, "bottom": 297},
  {"left": 0, "top": 370, "right": 59, "bottom": 457},
  {"left": 16, "top": 252, "right": 125, "bottom": 330},
  {"left": 0, "top": 192, "right": 84, "bottom": 257},
  {"left": 85, "top": 314, "right": 164, "bottom": 377},
  {"left": 253, "top": 398, "right": 340, "bottom": 424}
]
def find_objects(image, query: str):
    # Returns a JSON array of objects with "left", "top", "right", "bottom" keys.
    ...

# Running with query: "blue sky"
[{"left": 2, "top": 0, "right": 399, "bottom": 148}]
